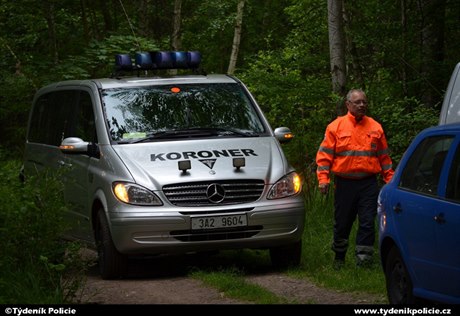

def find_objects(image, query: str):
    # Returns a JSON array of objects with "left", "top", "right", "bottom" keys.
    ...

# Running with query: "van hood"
[{"left": 112, "top": 137, "right": 289, "bottom": 190}]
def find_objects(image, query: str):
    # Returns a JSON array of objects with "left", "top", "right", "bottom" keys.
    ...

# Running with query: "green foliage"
[
  {"left": 369, "top": 95, "right": 440, "bottom": 165},
  {"left": 42, "top": 35, "right": 160, "bottom": 83},
  {"left": 182, "top": 0, "right": 294, "bottom": 73},
  {"left": 0, "top": 74, "right": 35, "bottom": 154},
  {"left": 239, "top": 49, "right": 333, "bottom": 172},
  {"left": 0, "top": 156, "right": 85, "bottom": 303}
]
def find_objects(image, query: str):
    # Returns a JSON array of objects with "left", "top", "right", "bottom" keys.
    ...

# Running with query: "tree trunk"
[
  {"left": 43, "top": 1, "right": 59, "bottom": 65},
  {"left": 138, "top": 0, "right": 150, "bottom": 38},
  {"left": 171, "top": 0, "right": 182, "bottom": 50},
  {"left": 400, "top": 0, "right": 408, "bottom": 96},
  {"left": 80, "top": 0, "right": 90, "bottom": 44},
  {"left": 169, "top": 0, "right": 182, "bottom": 75},
  {"left": 227, "top": 0, "right": 245, "bottom": 75},
  {"left": 98, "top": 0, "right": 113, "bottom": 32},
  {"left": 327, "top": 0, "right": 346, "bottom": 100},
  {"left": 419, "top": 0, "right": 446, "bottom": 107}
]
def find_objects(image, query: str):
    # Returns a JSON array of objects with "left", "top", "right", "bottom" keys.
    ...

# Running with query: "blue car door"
[
  {"left": 433, "top": 138, "right": 460, "bottom": 298},
  {"left": 393, "top": 135, "right": 454, "bottom": 292}
]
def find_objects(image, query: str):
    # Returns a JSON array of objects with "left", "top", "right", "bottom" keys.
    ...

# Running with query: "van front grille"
[{"left": 163, "top": 180, "right": 265, "bottom": 206}]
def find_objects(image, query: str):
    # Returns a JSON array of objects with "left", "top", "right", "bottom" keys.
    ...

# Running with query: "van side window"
[
  {"left": 399, "top": 136, "right": 453, "bottom": 195},
  {"left": 446, "top": 144, "right": 460, "bottom": 202},
  {"left": 29, "top": 90, "right": 98, "bottom": 146},
  {"left": 28, "top": 94, "right": 49, "bottom": 144},
  {"left": 28, "top": 91, "right": 76, "bottom": 146},
  {"left": 67, "top": 91, "right": 97, "bottom": 143}
]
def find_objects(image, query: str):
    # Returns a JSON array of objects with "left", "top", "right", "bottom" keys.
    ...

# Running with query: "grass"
[
  {"left": 298, "top": 184, "right": 387, "bottom": 296},
  {"left": 191, "top": 268, "right": 291, "bottom": 304}
]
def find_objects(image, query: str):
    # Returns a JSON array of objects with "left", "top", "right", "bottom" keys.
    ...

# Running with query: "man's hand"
[{"left": 318, "top": 183, "right": 329, "bottom": 195}]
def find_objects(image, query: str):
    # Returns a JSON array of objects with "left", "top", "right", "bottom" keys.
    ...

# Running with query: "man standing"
[{"left": 316, "top": 89, "right": 394, "bottom": 269}]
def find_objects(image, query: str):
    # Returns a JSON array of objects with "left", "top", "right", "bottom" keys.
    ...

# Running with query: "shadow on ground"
[{"left": 84, "top": 248, "right": 276, "bottom": 279}]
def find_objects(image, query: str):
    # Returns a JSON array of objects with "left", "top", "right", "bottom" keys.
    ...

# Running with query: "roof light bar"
[
  {"left": 135, "top": 52, "right": 153, "bottom": 69},
  {"left": 115, "top": 54, "right": 133, "bottom": 71},
  {"left": 172, "top": 51, "right": 187, "bottom": 68},
  {"left": 187, "top": 51, "right": 201, "bottom": 68},
  {"left": 153, "top": 51, "right": 174, "bottom": 69},
  {"left": 114, "top": 51, "right": 201, "bottom": 72}
]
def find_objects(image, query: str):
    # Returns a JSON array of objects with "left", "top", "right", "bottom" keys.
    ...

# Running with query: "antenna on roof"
[{"left": 118, "top": 0, "right": 141, "bottom": 51}]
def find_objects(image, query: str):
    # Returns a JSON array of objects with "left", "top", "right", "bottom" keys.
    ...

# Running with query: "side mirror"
[
  {"left": 274, "top": 127, "right": 294, "bottom": 144},
  {"left": 59, "top": 137, "right": 90, "bottom": 154}
]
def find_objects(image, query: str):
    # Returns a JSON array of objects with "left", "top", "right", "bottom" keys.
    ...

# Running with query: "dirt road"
[{"left": 77, "top": 249, "right": 385, "bottom": 305}]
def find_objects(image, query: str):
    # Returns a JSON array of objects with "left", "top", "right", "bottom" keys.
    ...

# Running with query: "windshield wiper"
[
  {"left": 199, "top": 127, "right": 259, "bottom": 137},
  {"left": 126, "top": 127, "right": 258, "bottom": 144}
]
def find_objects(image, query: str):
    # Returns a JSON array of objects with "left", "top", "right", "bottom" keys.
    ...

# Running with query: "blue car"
[{"left": 378, "top": 123, "right": 460, "bottom": 304}]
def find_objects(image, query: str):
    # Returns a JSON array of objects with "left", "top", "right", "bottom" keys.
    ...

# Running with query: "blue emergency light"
[
  {"left": 114, "top": 51, "right": 201, "bottom": 72},
  {"left": 115, "top": 54, "right": 133, "bottom": 70},
  {"left": 135, "top": 52, "right": 153, "bottom": 69}
]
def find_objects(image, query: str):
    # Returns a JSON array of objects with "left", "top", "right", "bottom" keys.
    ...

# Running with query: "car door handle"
[
  {"left": 393, "top": 203, "right": 402, "bottom": 214},
  {"left": 434, "top": 213, "right": 446, "bottom": 224}
]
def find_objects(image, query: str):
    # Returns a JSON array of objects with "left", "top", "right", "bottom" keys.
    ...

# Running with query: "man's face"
[{"left": 346, "top": 91, "right": 368, "bottom": 120}]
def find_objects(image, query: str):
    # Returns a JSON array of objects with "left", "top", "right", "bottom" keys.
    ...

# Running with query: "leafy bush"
[
  {"left": 369, "top": 96, "right": 440, "bottom": 165},
  {"left": 0, "top": 155, "right": 85, "bottom": 303}
]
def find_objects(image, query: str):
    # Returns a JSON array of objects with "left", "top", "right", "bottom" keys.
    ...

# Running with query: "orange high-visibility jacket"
[{"left": 316, "top": 112, "right": 394, "bottom": 185}]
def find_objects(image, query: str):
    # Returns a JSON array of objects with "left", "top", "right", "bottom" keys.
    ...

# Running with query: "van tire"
[
  {"left": 385, "top": 246, "right": 415, "bottom": 304},
  {"left": 270, "top": 240, "right": 302, "bottom": 269},
  {"left": 96, "top": 210, "right": 128, "bottom": 279}
]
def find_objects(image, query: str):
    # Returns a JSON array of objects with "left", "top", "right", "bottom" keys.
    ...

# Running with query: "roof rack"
[{"left": 112, "top": 51, "right": 203, "bottom": 77}]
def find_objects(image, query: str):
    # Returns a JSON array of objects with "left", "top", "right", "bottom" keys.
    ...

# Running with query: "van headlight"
[
  {"left": 267, "top": 172, "right": 302, "bottom": 199},
  {"left": 113, "top": 182, "right": 163, "bottom": 206}
]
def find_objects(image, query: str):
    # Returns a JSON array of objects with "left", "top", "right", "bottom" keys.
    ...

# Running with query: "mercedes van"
[{"left": 22, "top": 51, "right": 306, "bottom": 279}]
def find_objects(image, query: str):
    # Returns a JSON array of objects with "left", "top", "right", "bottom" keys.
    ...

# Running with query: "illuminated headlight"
[
  {"left": 267, "top": 172, "right": 302, "bottom": 199},
  {"left": 113, "top": 182, "right": 163, "bottom": 206}
]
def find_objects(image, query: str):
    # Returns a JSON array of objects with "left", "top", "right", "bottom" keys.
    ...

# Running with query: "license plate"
[{"left": 191, "top": 214, "right": 247, "bottom": 230}]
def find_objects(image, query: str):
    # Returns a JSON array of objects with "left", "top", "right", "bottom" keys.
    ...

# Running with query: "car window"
[
  {"left": 399, "top": 136, "right": 454, "bottom": 195},
  {"left": 446, "top": 143, "right": 460, "bottom": 202}
]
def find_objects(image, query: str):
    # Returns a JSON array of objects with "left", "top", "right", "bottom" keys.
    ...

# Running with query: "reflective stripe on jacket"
[{"left": 316, "top": 112, "right": 394, "bottom": 184}]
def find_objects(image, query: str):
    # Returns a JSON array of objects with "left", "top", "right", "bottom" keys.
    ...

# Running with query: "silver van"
[
  {"left": 440, "top": 62, "right": 460, "bottom": 125},
  {"left": 23, "top": 51, "right": 305, "bottom": 279}
]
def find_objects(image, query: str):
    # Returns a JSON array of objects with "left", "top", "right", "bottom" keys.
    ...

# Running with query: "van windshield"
[{"left": 102, "top": 83, "right": 267, "bottom": 143}]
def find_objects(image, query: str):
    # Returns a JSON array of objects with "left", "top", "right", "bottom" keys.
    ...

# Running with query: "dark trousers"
[{"left": 332, "top": 175, "right": 379, "bottom": 262}]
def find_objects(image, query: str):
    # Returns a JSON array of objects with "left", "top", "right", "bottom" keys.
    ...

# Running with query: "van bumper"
[{"left": 109, "top": 196, "right": 305, "bottom": 255}]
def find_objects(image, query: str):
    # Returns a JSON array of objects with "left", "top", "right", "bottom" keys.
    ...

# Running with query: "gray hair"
[{"left": 346, "top": 89, "right": 366, "bottom": 101}]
